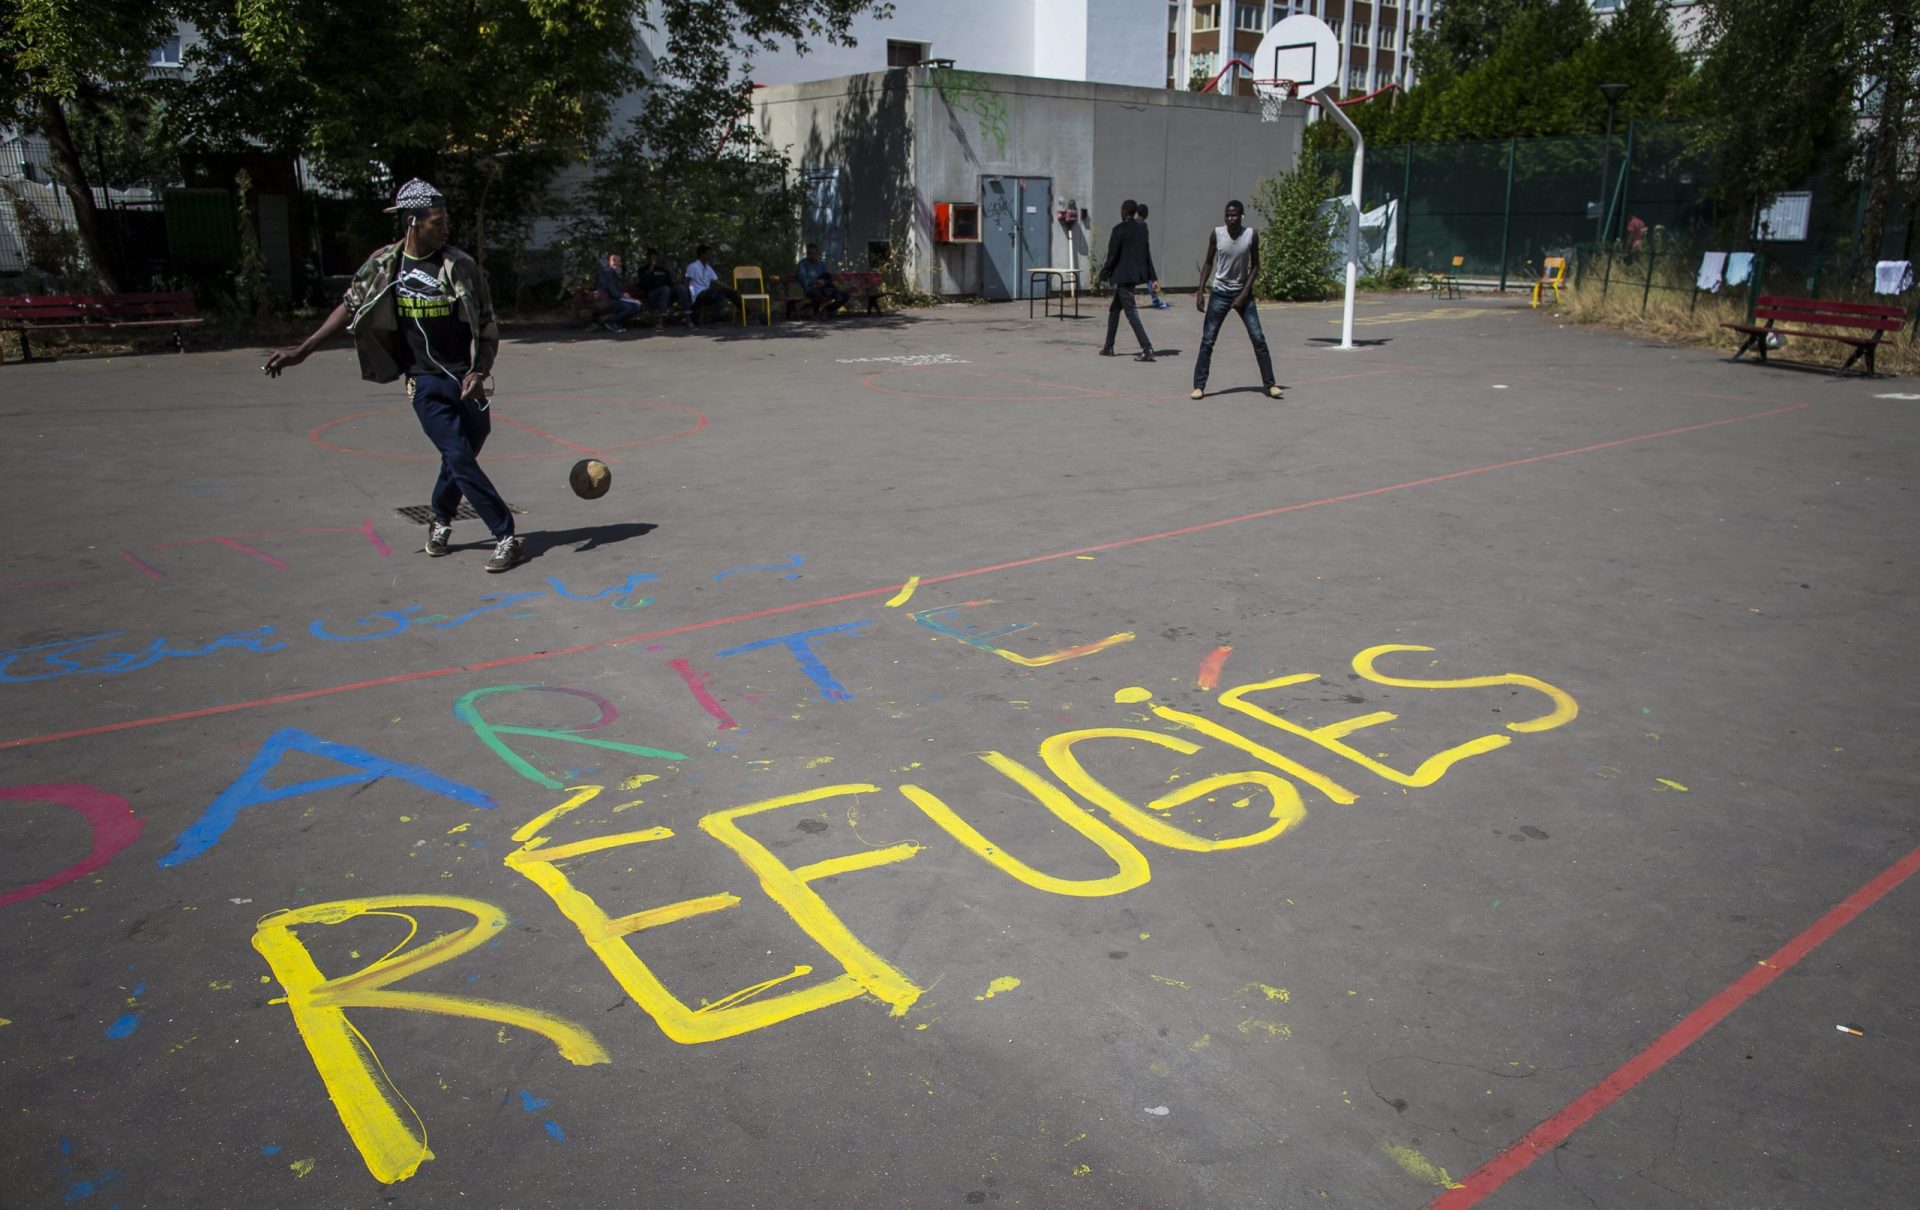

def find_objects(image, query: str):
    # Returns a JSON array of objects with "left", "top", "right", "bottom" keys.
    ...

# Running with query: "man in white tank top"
[{"left": 1191, "top": 200, "right": 1281, "bottom": 400}]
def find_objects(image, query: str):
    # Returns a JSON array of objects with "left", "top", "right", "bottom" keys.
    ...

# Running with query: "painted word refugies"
[{"left": 246, "top": 643, "right": 1577, "bottom": 1183}]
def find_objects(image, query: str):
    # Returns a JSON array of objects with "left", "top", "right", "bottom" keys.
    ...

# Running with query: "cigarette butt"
[{"left": 1836, "top": 1024, "right": 1865, "bottom": 1036}]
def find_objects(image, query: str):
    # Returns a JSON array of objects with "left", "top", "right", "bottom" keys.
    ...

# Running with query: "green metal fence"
[{"left": 1314, "top": 122, "right": 1912, "bottom": 298}]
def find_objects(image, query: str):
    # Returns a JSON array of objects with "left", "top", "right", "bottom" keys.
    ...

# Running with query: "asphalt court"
[{"left": 3, "top": 294, "right": 1917, "bottom": 1208}]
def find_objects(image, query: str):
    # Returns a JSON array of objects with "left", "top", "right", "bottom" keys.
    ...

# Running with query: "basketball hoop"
[{"left": 1253, "top": 79, "right": 1297, "bottom": 123}]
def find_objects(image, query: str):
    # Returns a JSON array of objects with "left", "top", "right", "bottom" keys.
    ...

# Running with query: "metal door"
[
  {"left": 1018, "top": 178, "right": 1053, "bottom": 297},
  {"left": 980, "top": 176, "right": 1055, "bottom": 300},
  {"left": 803, "top": 169, "right": 847, "bottom": 267}
]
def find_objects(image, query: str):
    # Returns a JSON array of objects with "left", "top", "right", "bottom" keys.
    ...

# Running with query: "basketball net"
[{"left": 1254, "top": 79, "right": 1297, "bottom": 123}]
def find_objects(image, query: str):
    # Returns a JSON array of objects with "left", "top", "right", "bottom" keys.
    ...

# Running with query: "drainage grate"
[{"left": 392, "top": 503, "right": 527, "bottom": 525}]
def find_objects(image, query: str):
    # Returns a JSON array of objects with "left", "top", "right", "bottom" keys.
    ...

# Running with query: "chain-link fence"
[
  {"left": 1311, "top": 122, "right": 1915, "bottom": 300},
  {"left": 2, "top": 132, "right": 171, "bottom": 287}
]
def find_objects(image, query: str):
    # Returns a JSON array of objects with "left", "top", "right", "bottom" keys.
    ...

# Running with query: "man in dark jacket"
[
  {"left": 1098, "top": 199, "right": 1157, "bottom": 361},
  {"left": 596, "top": 252, "right": 643, "bottom": 332},
  {"left": 264, "top": 179, "right": 522, "bottom": 572}
]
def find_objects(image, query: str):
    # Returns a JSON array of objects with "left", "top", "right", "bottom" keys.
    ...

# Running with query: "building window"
[
  {"left": 1380, "top": 26, "right": 1396, "bottom": 48},
  {"left": 1351, "top": 24, "right": 1369, "bottom": 45},
  {"left": 1194, "top": 4, "right": 1221, "bottom": 32},
  {"left": 886, "top": 40, "right": 927, "bottom": 68},
  {"left": 1348, "top": 67, "right": 1367, "bottom": 92},
  {"left": 147, "top": 36, "right": 182, "bottom": 67},
  {"left": 1170, "top": 2, "right": 1181, "bottom": 32},
  {"left": 1235, "top": 2, "right": 1265, "bottom": 30}
]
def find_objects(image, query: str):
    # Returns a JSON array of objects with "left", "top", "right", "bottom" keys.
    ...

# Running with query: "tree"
[
  {"left": 1, "top": 0, "right": 179, "bottom": 290},
  {"left": 168, "top": 0, "right": 886, "bottom": 275},
  {"left": 1691, "top": 0, "right": 1919, "bottom": 254},
  {"left": 1253, "top": 160, "right": 1341, "bottom": 300}
]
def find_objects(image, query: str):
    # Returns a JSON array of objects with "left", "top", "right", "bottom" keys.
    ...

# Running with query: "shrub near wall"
[{"left": 1253, "top": 161, "right": 1342, "bottom": 301}]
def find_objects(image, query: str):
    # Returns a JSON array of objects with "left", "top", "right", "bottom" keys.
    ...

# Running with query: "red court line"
[
  {"left": 1431, "top": 838, "right": 1920, "bottom": 1209},
  {"left": 0, "top": 399, "right": 1807, "bottom": 753},
  {"left": 494, "top": 413, "right": 616, "bottom": 463}
]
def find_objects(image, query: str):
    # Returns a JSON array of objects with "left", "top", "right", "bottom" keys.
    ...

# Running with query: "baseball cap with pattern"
[{"left": 383, "top": 178, "right": 448, "bottom": 214}]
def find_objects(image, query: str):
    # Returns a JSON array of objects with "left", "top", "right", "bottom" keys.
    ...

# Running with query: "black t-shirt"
[
  {"left": 395, "top": 250, "right": 471, "bottom": 377},
  {"left": 636, "top": 263, "right": 675, "bottom": 293}
]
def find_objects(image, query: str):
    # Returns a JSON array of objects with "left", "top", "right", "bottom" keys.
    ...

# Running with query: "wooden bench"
[
  {"left": 1722, "top": 296, "right": 1908, "bottom": 377},
  {"left": 566, "top": 286, "right": 687, "bottom": 330},
  {"left": 780, "top": 269, "right": 890, "bottom": 320},
  {"left": 0, "top": 290, "right": 203, "bottom": 364}
]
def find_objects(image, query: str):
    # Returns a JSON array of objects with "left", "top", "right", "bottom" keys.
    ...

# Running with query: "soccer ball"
[{"left": 569, "top": 459, "right": 612, "bottom": 499}]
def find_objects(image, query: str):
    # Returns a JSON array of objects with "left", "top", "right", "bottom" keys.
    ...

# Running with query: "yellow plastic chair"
[
  {"left": 732, "top": 265, "right": 771, "bottom": 326},
  {"left": 1531, "top": 256, "right": 1567, "bottom": 308}
]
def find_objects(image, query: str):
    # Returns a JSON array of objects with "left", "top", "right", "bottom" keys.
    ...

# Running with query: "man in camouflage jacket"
[{"left": 266, "top": 179, "right": 522, "bottom": 572}]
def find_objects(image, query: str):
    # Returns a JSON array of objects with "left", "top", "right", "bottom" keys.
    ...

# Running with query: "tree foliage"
[
  {"left": 162, "top": 0, "right": 885, "bottom": 281},
  {"left": 1690, "top": 0, "right": 1919, "bottom": 253},
  {"left": 2, "top": 0, "right": 179, "bottom": 289},
  {"left": 1317, "top": 0, "right": 1692, "bottom": 151},
  {"left": 1253, "top": 161, "right": 1341, "bottom": 301}
]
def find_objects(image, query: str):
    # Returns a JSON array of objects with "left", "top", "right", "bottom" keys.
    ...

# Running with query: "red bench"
[
  {"left": 0, "top": 291, "right": 203, "bottom": 364},
  {"left": 779, "top": 270, "right": 890, "bottom": 320},
  {"left": 1722, "top": 296, "right": 1908, "bottom": 377}
]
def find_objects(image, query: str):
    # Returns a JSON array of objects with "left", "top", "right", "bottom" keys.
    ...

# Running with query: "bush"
[{"left": 1253, "top": 162, "right": 1341, "bottom": 301}]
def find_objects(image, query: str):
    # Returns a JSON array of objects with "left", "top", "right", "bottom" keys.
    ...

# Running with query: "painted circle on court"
[{"left": 310, "top": 397, "right": 707, "bottom": 462}]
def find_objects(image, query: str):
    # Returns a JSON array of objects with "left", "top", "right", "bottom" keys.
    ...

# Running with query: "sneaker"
[
  {"left": 1097, "top": 347, "right": 1116, "bottom": 356},
  {"left": 1267, "top": 385, "right": 1285, "bottom": 399},
  {"left": 602, "top": 319, "right": 622, "bottom": 333},
  {"left": 1190, "top": 388, "right": 1205, "bottom": 400},
  {"left": 485, "top": 534, "right": 525, "bottom": 573},
  {"left": 1134, "top": 351, "right": 1156, "bottom": 362},
  {"left": 1151, "top": 300, "right": 1171, "bottom": 309},
  {"left": 424, "top": 521, "right": 453, "bottom": 557}
]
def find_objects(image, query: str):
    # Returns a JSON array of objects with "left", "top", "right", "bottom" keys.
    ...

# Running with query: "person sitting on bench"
[
  {"left": 636, "top": 249, "right": 692, "bottom": 326},
  {"left": 595, "top": 252, "right": 643, "bottom": 332},
  {"left": 685, "top": 245, "right": 739, "bottom": 323},
  {"left": 795, "top": 243, "right": 849, "bottom": 316}
]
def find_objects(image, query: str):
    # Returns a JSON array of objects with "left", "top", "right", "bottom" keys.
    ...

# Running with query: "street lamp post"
[{"left": 1595, "top": 82, "right": 1630, "bottom": 245}]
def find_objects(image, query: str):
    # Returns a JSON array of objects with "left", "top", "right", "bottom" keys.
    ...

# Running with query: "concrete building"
[
  {"left": 1168, "top": 1, "right": 1438, "bottom": 98},
  {"left": 754, "top": 67, "right": 1299, "bottom": 300}
]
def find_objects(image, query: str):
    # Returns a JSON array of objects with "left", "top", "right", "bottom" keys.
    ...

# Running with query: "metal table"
[{"left": 1027, "top": 267, "right": 1081, "bottom": 319}]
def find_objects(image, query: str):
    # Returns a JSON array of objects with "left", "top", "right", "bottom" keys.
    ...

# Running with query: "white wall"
[
  {"left": 1085, "top": 0, "right": 1170, "bottom": 88},
  {"left": 728, "top": 1, "right": 1037, "bottom": 85},
  {"left": 1032, "top": 0, "right": 1089, "bottom": 81},
  {"left": 634, "top": 1, "right": 1169, "bottom": 90}
]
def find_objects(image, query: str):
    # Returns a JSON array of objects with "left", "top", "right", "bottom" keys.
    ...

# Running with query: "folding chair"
[
  {"left": 1430, "top": 255, "right": 1464, "bottom": 300},
  {"left": 1531, "top": 256, "right": 1567, "bottom": 309},
  {"left": 732, "top": 266, "right": 772, "bottom": 326}
]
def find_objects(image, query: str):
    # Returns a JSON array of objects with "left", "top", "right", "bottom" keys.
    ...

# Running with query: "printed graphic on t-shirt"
[{"left": 396, "top": 252, "right": 471, "bottom": 377}]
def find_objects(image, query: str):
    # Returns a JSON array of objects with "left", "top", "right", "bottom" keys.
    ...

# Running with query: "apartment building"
[{"left": 1167, "top": 0, "right": 1437, "bottom": 98}]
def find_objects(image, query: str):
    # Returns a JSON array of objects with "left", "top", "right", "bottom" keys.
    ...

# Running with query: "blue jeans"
[
  {"left": 606, "top": 298, "right": 644, "bottom": 325},
  {"left": 645, "top": 284, "right": 693, "bottom": 315},
  {"left": 410, "top": 373, "right": 513, "bottom": 539},
  {"left": 1194, "top": 287, "right": 1276, "bottom": 389}
]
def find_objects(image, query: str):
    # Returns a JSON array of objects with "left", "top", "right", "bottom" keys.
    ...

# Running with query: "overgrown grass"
[{"left": 1551, "top": 272, "right": 1920, "bottom": 377}]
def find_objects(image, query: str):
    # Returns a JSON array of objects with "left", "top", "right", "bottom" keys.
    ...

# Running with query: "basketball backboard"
[{"left": 1253, "top": 14, "right": 1341, "bottom": 98}]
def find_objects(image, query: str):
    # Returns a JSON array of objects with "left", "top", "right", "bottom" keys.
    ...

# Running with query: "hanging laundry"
[
  {"left": 1874, "top": 261, "right": 1914, "bottom": 295},
  {"left": 1724, "top": 252, "right": 1754, "bottom": 287},
  {"left": 1696, "top": 251, "right": 1727, "bottom": 293}
]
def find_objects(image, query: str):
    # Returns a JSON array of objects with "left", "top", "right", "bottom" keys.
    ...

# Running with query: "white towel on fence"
[
  {"left": 1696, "top": 251, "right": 1727, "bottom": 293},
  {"left": 1875, "top": 260, "right": 1914, "bottom": 294},
  {"left": 1724, "top": 252, "right": 1754, "bottom": 287}
]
